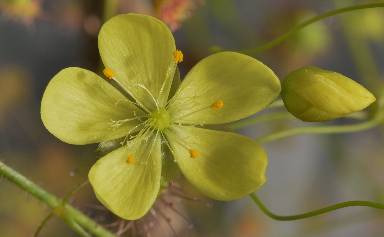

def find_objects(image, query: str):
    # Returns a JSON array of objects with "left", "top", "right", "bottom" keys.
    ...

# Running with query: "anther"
[
  {"left": 211, "top": 100, "right": 224, "bottom": 110},
  {"left": 103, "top": 67, "right": 115, "bottom": 80},
  {"left": 189, "top": 149, "right": 200, "bottom": 159},
  {"left": 126, "top": 154, "right": 135, "bottom": 164},
  {"left": 173, "top": 50, "right": 183, "bottom": 63}
]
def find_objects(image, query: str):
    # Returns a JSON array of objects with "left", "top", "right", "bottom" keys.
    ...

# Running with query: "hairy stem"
[
  {"left": 243, "top": 2, "right": 384, "bottom": 54},
  {"left": 0, "top": 161, "right": 116, "bottom": 237},
  {"left": 250, "top": 193, "right": 384, "bottom": 221}
]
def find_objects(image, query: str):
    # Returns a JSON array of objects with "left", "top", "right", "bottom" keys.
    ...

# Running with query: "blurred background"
[{"left": 0, "top": 0, "right": 384, "bottom": 236}]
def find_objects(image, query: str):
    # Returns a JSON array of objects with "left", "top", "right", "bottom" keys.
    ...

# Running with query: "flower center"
[{"left": 150, "top": 108, "right": 171, "bottom": 130}]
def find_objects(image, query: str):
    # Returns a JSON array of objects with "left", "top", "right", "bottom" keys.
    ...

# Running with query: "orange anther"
[
  {"left": 189, "top": 149, "right": 200, "bottom": 159},
  {"left": 211, "top": 100, "right": 224, "bottom": 110},
  {"left": 173, "top": 50, "right": 184, "bottom": 63},
  {"left": 126, "top": 154, "right": 135, "bottom": 164},
  {"left": 103, "top": 68, "right": 115, "bottom": 80}
]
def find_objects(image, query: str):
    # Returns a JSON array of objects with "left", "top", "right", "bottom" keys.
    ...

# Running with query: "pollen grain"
[
  {"left": 211, "top": 100, "right": 224, "bottom": 110},
  {"left": 189, "top": 149, "right": 200, "bottom": 159},
  {"left": 173, "top": 50, "right": 184, "bottom": 63},
  {"left": 103, "top": 67, "right": 115, "bottom": 80},
  {"left": 126, "top": 154, "right": 135, "bottom": 164}
]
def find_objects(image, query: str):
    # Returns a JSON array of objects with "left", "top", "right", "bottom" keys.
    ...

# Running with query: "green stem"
[
  {"left": 256, "top": 115, "right": 381, "bottom": 144},
  {"left": 0, "top": 161, "right": 116, "bottom": 237},
  {"left": 243, "top": 2, "right": 384, "bottom": 54},
  {"left": 335, "top": 1, "right": 382, "bottom": 91},
  {"left": 250, "top": 193, "right": 384, "bottom": 221},
  {"left": 66, "top": 220, "right": 92, "bottom": 237},
  {"left": 229, "top": 110, "right": 367, "bottom": 130},
  {"left": 34, "top": 212, "right": 54, "bottom": 237},
  {"left": 103, "top": 0, "right": 119, "bottom": 21},
  {"left": 34, "top": 180, "right": 90, "bottom": 236}
]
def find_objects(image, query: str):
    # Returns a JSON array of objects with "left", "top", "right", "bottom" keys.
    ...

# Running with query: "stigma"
[
  {"left": 150, "top": 108, "right": 171, "bottom": 130},
  {"left": 103, "top": 68, "right": 115, "bottom": 80},
  {"left": 189, "top": 149, "right": 200, "bottom": 159},
  {"left": 211, "top": 100, "right": 224, "bottom": 110},
  {"left": 126, "top": 154, "right": 135, "bottom": 164},
  {"left": 173, "top": 50, "right": 183, "bottom": 63}
]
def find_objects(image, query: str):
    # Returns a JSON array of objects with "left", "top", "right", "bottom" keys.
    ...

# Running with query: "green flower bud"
[{"left": 281, "top": 66, "right": 376, "bottom": 122}]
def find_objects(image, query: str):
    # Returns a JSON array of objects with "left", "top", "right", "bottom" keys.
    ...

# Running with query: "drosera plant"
[
  {"left": 40, "top": 13, "right": 281, "bottom": 220},
  {"left": 1, "top": 3, "right": 384, "bottom": 236},
  {"left": 40, "top": 12, "right": 384, "bottom": 225}
]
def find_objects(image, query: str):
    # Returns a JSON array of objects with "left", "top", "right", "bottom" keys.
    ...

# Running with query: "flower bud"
[{"left": 281, "top": 66, "right": 376, "bottom": 122}]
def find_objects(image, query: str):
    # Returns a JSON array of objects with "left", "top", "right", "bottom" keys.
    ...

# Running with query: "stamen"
[
  {"left": 110, "top": 115, "right": 147, "bottom": 129},
  {"left": 170, "top": 98, "right": 225, "bottom": 124},
  {"left": 145, "top": 131, "right": 159, "bottom": 159},
  {"left": 103, "top": 67, "right": 115, "bottom": 80},
  {"left": 189, "top": 149, "right": 200, "bottom": 159},
  {"left": 136, "top": 83, "right": 159, "bottom": 109},
  {"left": 173, "top": 50, "right": 183, "bottom": 63},
  {"left": 120, "top": 120, "right": 150, "bottom": 146},
  {"left": 126, "top": 154, "right": 135, "bottom": 164},
  {"left": 211, "top": 100, "right": 224, "bottom": 110},
  {"left": 123, "top": 122, "right": 151, "bottom": 145},
  {"left": 161, "top": 133, "right": 175, "bottom": 155}
]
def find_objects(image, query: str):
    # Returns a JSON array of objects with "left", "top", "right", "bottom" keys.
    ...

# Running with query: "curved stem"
[
  {"left": 34, "top": 212, "right": 54, "bottom": 237},
  {"left": 256, "top": 116, "right": 381, "bottom": 144},
  {"left": 0, "top": 161, "right": 116, "bottom": 237},
  {"left": 250, "top": 193, "right": 384, "bottom": 221},
  {"left": 35, "top": 180, "right": 90, "bottom": 236},
  {"left": 243, "top": 2, "right": 384, "bottom": 54},
  {"left": 103, "top": 0, "right": 119, "bottom": 21},
  {"left": 335, "top": 1, "right": 382, "bottom": 91},
  {"left": 229, "top": 110, "right": 366, "bottom": 131}
]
